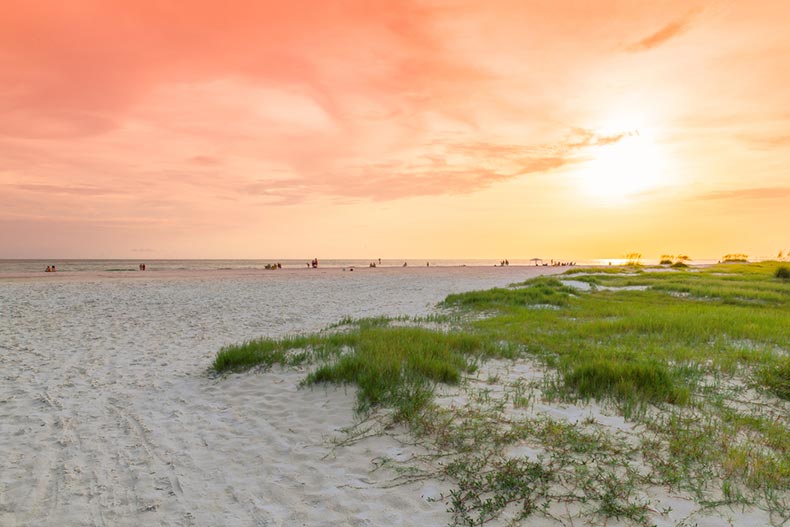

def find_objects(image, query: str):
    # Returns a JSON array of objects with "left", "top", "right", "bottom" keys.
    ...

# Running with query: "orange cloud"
[
  {"left": 238, "top": 129, "right": 623, "bottom": 203},
  {"left": 625, "top": 9, "right": 700, "bottom": 52}
]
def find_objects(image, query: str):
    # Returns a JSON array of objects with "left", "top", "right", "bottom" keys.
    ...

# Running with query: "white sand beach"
[{"left": 1, "top": 266, "right": 567, "bottom": 526}]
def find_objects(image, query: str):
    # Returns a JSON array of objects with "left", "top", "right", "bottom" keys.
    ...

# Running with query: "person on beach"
[
  {"left": 45, "top": 266, "right": 51, "bottom": 272},
  {"left": 51, "top": 265, "right": 56, "bottom": 272}
]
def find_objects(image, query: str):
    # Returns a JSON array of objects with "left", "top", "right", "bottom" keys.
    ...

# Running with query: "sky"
[{"left": 1, "top": 0, "right": 789, "bottom": 260}]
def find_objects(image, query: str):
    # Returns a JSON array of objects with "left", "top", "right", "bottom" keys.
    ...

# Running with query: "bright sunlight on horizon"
[{"left": 1, "top": 1, "right": 789, "bottom": 261}]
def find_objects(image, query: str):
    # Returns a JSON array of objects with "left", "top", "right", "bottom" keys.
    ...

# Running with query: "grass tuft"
[
  {"left": 757, "top": 357, "right": 790, "bottom": 400},
  {"left": 442, "top": 277, "right": 575, "bottom": 310},
  {"left": 305, "top": 327, "right": 480, "bottom": 419},
  {"left": 562, "top": 358, "right": 689, "bottom": 405}
]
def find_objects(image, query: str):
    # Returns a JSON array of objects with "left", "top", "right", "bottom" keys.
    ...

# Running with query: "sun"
[{"left": 579, "top": 127, "right": 666, "bottom": 204}]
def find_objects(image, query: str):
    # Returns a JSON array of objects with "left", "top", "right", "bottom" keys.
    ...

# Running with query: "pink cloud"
[{"left": 0, "top": 1, "right": 476, "bottom": 139}]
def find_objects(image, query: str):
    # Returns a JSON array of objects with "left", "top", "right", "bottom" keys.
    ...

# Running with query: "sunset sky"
[{"left": 2, "top": 1, "right": 789, "bottom": 260}]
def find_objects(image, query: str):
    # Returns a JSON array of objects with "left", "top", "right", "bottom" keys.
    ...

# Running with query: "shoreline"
[
  {"left": 0, "top": 257, "right": 736, "bottom": 277},
  {"left": 0, "top": 264, "right": 575, "bottom": 283}
]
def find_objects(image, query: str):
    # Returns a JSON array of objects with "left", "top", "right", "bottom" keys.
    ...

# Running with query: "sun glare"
[{"left": 580, "top": 127, "right": 666, "bottom": 205}]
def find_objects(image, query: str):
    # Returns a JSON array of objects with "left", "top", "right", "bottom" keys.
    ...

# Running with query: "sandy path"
[{"left": 0, "top": 266, "right": 561, "bottom": 526}]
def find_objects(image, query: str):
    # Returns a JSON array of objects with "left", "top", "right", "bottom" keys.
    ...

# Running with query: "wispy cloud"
[
  {"left": 190, "top": 155, "right": 223, "bottom": 166},
  {"left": 625, "top": 9, "right": 700, "bottom": 52},
  {"left": 738, "top": 134, "right": 790, "bottom": 150},
  {"left": 240, "top": 129, "right": 625, "bottom": 203},
  {"left": 695, "top": 187, "right": 790, "bottom": 201},
  {"left": 9, "top": 183, "right": 118, "bottom": 196}
]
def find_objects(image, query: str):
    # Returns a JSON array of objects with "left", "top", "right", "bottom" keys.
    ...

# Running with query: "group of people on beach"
[
  {"left": 138, "top": 263, "right": 146, "bottom": 271},
  {"left": 44, "top": 265, "right": 57, "bottom": 272},
  {"left": 548, "top": 260, "right": 575, "bottom": 267},
  {"left": 498, "top": 259, "right": 510, "bottom": 266},
  {"left": 307, "top": 258, "right": 319, "bottom": 268},
  {"left": 265, "top": 263, "right": 282, "bottom": 270}
]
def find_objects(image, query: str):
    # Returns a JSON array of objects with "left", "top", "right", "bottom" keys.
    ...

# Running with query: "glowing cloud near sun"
[{"left": 579, "top": 126, "right": 668, "bottom": 204}]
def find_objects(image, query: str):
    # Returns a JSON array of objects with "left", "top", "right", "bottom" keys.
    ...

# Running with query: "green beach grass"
[{"left": 213, "top": 261, "right": 789, "bottom": 525}]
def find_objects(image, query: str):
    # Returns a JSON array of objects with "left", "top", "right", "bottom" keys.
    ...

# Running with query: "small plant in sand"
[
  {"left": 624, "top": 253, "right": 642, "bottom": 266},
  {"left": 757, "top": 357, "right": 790, "bottom": 400},
  {"left": 661, "top": 254, "right": 690, "bottom": 267},
  {"left": 722, "top": 253, "right": 748, "bottom": 263},
  {"left": 775, "top": 265, "right": 790, "bottom": 280},
  {"left": 672, "top": 254, "right": 691, "bottom": 268}
]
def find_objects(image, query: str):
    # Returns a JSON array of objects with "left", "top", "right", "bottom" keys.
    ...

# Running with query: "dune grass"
[
  {"left": 213, "top": 261, "right": 790, "bottom": 525},
  {"left": 305, "top": 327, "right": 487, "bottom": 419},
  {"left": 561, "top": 358, "right": 689, "bottom": 405},
  {"left": 214, "top": 321, "right": 496, "bottom": 420}
]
